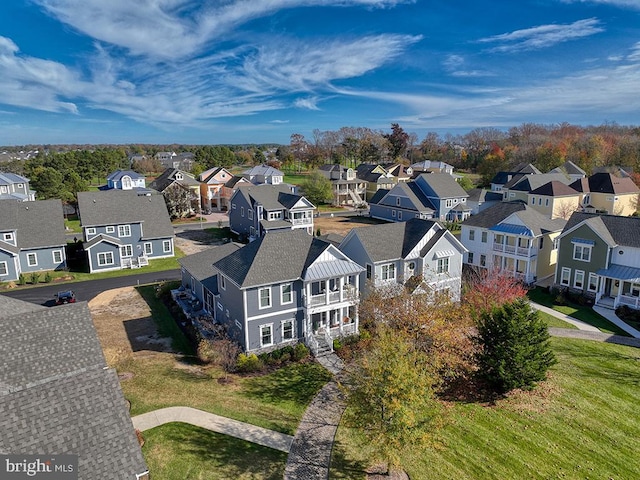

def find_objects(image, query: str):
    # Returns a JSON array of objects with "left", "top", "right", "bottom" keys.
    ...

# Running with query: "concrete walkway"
[
  {"left": 593, "top": 306, "right": 640, "bottom": 338},
  {"left": 529, "top": 301, "right": 601, "bottom": 332},
  {"left": 131, "top": 406, "right": 294, "bottom": 453},
  {"left": 549, "top": 327, "right": 640, "bottom": 348}
]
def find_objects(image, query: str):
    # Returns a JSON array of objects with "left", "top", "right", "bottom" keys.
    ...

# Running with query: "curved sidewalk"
[
  {"left": 131, "top": 406, "right": 294, "bottom": 453},
  {"left": 549, "top": 327, "right": 640, "bottom": 348},
  {"left": 529, "top": 301, "right": 600, "bottom": 332}
]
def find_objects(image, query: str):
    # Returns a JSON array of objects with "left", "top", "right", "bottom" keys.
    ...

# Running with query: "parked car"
[{"left": 55, "top": 290, "right": 76, "bottom": 305}]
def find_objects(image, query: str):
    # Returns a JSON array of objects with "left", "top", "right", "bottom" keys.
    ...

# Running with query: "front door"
[{"left": 604, "top": 278, "right": 612, "bottom": 297}]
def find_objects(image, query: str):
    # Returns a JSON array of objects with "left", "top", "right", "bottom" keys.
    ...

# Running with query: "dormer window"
[
  {"left": 2, "top": 232, "right": 13, "bottom": 242},
  {"left": 175, "top": 173, "right": 183, "bottom": 181},
  {"left": 122, "top": 176, "right": 132, "bottom": 190}
]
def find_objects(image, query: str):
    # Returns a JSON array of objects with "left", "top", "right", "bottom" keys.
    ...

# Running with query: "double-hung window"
[
  {"left": 437, "top": 257, "right": 449, "bottom": 274},
  {"left": 98, "top": 251, "right": 114, "bottom": 266},
  {"left": 282, "top": 320, "right": 294, "bottom": 341},
  {"left": 281, "top": 283, "right": 293, "bottom": 304},
  {"left": 573, "top": 244, "right": 591, "bottom": 262},
  {"left": 118, "top": 225, "right": 131, "bottom": 237},
  {"left": 260, "top": 324, "right": 273, "bottom": 347},
  {"left": 381, "top": 263, "right": 395, "bottom": 281},
  {"left": 574, "top": 270, "right": 585, "bottom": 289},
  {"left": 259, "top": 287, "right": 271, "bottom": 309},
  {"left": 52, "top": 250, "right": 63, "bottom": 264},
  {"left": 120, "top": 245, "right": 133, "bottom": 257},
  {"left": 560, "top": 267, "right": 571, "bottom": 286},
  {"left": 27, "top": 252, "right": 37, "bottom": 266}
]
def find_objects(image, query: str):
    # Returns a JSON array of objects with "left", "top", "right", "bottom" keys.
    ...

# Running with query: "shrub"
[
  {"left": 333, "top": 338, "right": 343, "bottom": 350},
  {"left": 236, "top": 353, "right": 263, "bottom": 373},
  {"left": 293, "top": 343, "right": 310, "bottom": 361},
  {"left": 18, "top": 274, "right": 26, "bottom": 285},
  {"left": 44, "top": 272, "right": 53, "bottom": 283},
  {"left": 475, "top": 299, "right": 556, "bottom": 393},
  {"left": 29, "top": 272, "right": 40, "bottom": 284}
]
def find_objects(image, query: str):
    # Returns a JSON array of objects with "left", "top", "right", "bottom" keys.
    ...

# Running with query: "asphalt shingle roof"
[
  {"left": 529, "top": 180, "right": 579, "bottom": 197},
  {"left": 374, "top": 182, "right": 435, "bottom": 213},
  {"left": 149, "top": 168, "right": 199, "bottom": 192},
  {"left": 507, "top": 173, "right": 571, "bottom": 192},
  {"left": 0, "top": 199, "right": 66, "bottom": 249},
  {"left": 0, "top": 300, "right": 147, "bottom": 478},
  {"left": 417, "top": 173, "right": 468, "bottom": 199},
  {"left": 214, "top": 230, "right": 331, "bottom": 287},
  {"left": 178, "top": 243, "right": 241, "bottom": 282},
  {"left": 563, "top": 212, "right": 640, "bottom": 248},
  {"left": 77, "top": 190, "right": 174, "bottom": 239},
  {"left": 462, "top": 201, "right": 566, "bottom": 235},
  {"left": 345, "top": 218, "right": 440, "bottom": 262}
]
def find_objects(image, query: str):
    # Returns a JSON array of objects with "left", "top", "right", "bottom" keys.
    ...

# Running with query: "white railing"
[
  {"left": 291, "top": 217, "right": 312, "bottom": 225},
  {"left": 309, "top": 291, "right": 341, "bottom": 306},
  {"left": 493, "top": 243, "right": 538, "bottom": 257},
  {"left": 305, "top": 332, "right": 319, "bottom": 356},
  {"left": 618, "top": 295, "right": 640, "bottom": 309},
  {"left": 323, "top": 325, "right": 334, "bottom": 353}
]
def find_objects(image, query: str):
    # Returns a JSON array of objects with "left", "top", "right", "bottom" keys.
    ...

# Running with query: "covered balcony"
[
  {"left": 594, "top": 264, "right": 640, "bottom": 310},
  {"left": 490, "top": 223, "right": 539, "bottom": 258}
]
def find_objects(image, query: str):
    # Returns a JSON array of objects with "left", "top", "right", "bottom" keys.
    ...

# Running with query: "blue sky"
[{"left": 1, "top": 0, "right": 639, "bottom": 145}]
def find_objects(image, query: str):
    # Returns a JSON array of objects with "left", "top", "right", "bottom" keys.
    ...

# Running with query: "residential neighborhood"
[{"left": 2, "top": 130, "right": 640, "bottom": 480}]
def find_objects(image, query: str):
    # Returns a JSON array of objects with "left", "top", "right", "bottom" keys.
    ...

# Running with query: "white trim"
[
  {"left": 86, "top": 227, "right": 96, "bottom": 237},
  {"left": 573, "top": 269, "right": 585, "bottom": 289},
  {"left": 258, "top": 286, "right": 271, "bottom": 309},
  {"left": 26, "top": 252, "right": 37, "bottom": 267},
  {"left": 97, "top": 251, "right": 115, "bottom": 266},
  {"left": 120, "top": 244, "right": 133, "bottom": 257},
  {"left": 587, "top": 272, "right": 598, "bottom": 292},
  {"left": 163, "top": 239, "right": 172, "bottom": 253},
  {"left": 144, "top": 242, "right": 153, "bottom": 255},
  {"left": 281, "top": 319, "right": 294, "bottom": 341},
  {"left": 52, "top": 250, "right": 63, "bottom": 264},
  {"left": 281, "top": 282, "right": 293, "bottom": 305},
  {"left": 118, "top": 224, "right": 131, "bottom": 237},
  {"left": 0, "top": 261, "right": 8, "bottom": 276},
  {"left": 560, "top": 267, "right": 571, "bottom": 286},
  {"left": 247, "top": 306, "right": 299, "bottom": 322},
  {"left": 259, "top": 323, "right": 274, "bottom": 347},
  {"left": 106, "top": 226, "right": 115, "bottom": 233}
]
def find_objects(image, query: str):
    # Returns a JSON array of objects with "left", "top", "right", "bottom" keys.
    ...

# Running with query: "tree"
[
  {"left": 463, "top": 267, "right": 527, "bottom": 317},
  {"left": 383, "top": 123, "right": 409, "bottom": 160},
  {"left": 474, "top": 299, "right": 556, "bottom": 393},
  {"left": 299, "top": 171, "right": 333, "bottom": 205},
  {"left": 343, "top": 325, "right": 441, "bottom": 472},
  {"left": 163, "top": 184, "right": 196, "bottom": 219},
  {"left": 29, "top": 166, "right": 64, "bottom": 200}
]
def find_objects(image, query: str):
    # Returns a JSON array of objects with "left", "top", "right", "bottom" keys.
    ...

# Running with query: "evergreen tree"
[{"left": 475, "top": 299, "right": 556, "bottom": 393}]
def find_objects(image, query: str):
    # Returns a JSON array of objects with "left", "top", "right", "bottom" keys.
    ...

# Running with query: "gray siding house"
[
  {"left": 339, "top": 218, "right": 467, "bottom": 300},
  {"left": 0, "top": 172, "right": 36, "bottom": 201},
  {"left": 0, "top": 199, "right": 67, "bottom": 282},
  {"left": 77, "top": 190, "right": 174, "bottom": 273},
  {"left": 229, "top": 184, "right": 315, "bottom": 239},
  {"left": 369, "top": 174, "right": 470, "bottom": 222},
  {"left": 180, "top": 230, "right": 364, "bottom": 354}
]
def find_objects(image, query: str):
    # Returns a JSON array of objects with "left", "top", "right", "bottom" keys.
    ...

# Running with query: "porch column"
[
  {"left": 325, "top": 279, "right": 330, "bottom": 304},
  {"left": 339, "top": 277, "right": 345, "bottom": 302},
  {"left": 339, "top": 306, "right": 344, "bottom": 334}
]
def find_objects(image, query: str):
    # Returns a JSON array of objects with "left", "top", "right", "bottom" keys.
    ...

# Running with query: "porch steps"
[{"left": 314, "top": 335, "right": 333, "bottom": 357}]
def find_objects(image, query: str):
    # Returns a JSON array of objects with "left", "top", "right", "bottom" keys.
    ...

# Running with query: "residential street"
[{"left": 0, "top": 269, "right": 180, "bottom": 306}]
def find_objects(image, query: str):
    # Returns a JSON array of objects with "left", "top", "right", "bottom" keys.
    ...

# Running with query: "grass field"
[
  {"left": 537, "top": 310, "right": 578, "bottom": 329},
  {"left": 528, "top": 287, "right": 627, "bottom": 335},
  {"left": 142, "top": 423, "right": 287, "bottom": 480},
  {"left": 330, "top": 337, "right": 640, "bottom": 479}
]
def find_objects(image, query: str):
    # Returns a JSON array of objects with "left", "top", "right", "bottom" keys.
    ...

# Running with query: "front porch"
[
  {"left": 304, "top": 306, "right": 358, "bottom": 357},
  {"left": 594, "top": 264, "right": 640, "bottom": 310}
]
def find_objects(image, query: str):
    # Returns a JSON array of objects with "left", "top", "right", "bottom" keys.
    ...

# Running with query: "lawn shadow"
[
  {"left": 122, "top": 316, "right": 174, "bottom": 353},
  {"left": 329, "top": 438, "right": 369, "bottom": 479},
  {"left": 145, "top": 422, "right": 286, "bottom": 480},
  {"left": 243, "top": 362, "right": 333, "bottom": 408}
]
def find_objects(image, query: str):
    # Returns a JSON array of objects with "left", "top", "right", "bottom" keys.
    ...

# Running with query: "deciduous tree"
[{"left": 299, "top": 171, "right": 333, "bottom": 205}]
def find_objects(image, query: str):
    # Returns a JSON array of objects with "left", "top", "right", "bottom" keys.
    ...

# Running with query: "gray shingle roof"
[
  {"left": 417, "top": 173, "right": 468, "bottom": 199},
  {"left": 462, "top": 201, "right": 566, "bottom": 235},
  {"left": 149, "top": 168, "right": 199, "bottom": 192},
  {"left": 0, "top": 199, "right": 66, "bottom": 249},
  {"left": 77, "top": 190, "right": 174, "bottom": 239},
  {"left": 374, "top": 182, "right": 435, "bottom": 213},
  {"left": 0, "top": 300, "right": 147, "bottom": 478},
  {"left": 529, "top": 180, "right": 579, "bottom": 197},
  {"left": 107, "top": 169, "right": 144, "bottom": 181},
  {"left": 563, "top": 212, "right": 640, "bottom": 248},
  {"left": 0, "top": 172, "right": 29, "bottom": 185},
  {"left": 507, "top": 173, "right": 572, "bottom": 192},
  {"left": 550, "top": 161, "right": 586, "bottom": 176},
  {"left": 344, "top": 218, "right": 440, "bottom": 262},
  {"left": 178, "top": 243, "right": 241, "bottom": 282},
  {"left": 236, "top": 184, "right": 312, "bottom": 211},
  {"left": 214, "top": 230, "right": 345, "bottom": 287}
]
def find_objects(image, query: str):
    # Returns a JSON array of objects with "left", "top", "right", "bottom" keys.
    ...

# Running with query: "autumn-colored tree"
[
  {"left": 359, "top": 283, "right": 475, "bottom": 382},
  {"left": 463, "top": 267, "right": 527, "bottom": 317},
  {"left": 343, "top": 324, "right": 441, "bottom": 473}
]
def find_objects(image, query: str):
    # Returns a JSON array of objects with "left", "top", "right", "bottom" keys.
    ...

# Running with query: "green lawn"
[
  {"left": 527, "top": 287, "right": 627, "bottom": 335},
  {"left": 283, "top": 173, "right": 309, "bottom": 185},
  {"left": 536, "top": 310, "right": 578, "bottom": 329},
  {"left": 64, "top": 218, "right": 82, "bottom": 233},
  {"left": 331, "top": 337, "right": 640, "bottom": 479},
  {"left": 142, "top": 423, "right": 287, "bottom": 480}
]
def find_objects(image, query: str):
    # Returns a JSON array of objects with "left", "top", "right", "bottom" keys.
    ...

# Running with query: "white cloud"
[
  {"left": 442, "top": 54, "right": 493, "bottom": 77},
  {"left": 561, "top": 0, "right": 640, "bottom": 10},
  {"left": 0, "top": 36, "right": 81, "bottom": 113},
  {"left": 294, "top": 97, "right": 321, "bottom": 110},
  {"left": 270, "top": 119, "right": 290, "bottom": 124},
  {"left": 34, "top": 0, "right": 414, "bottom": 59},
  {"left": 479, "top": 18, "right": 604, "bottom": 53}
]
